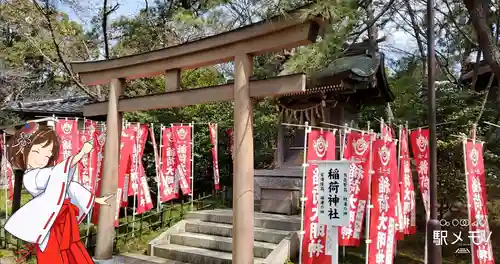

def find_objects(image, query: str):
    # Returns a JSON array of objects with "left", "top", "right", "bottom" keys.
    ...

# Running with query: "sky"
[{"left": 58, "top": 0, "right": 144, "bottom": 28}]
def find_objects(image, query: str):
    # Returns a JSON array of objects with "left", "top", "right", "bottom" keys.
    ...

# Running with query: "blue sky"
[{"left": 58, "top": 0, "right": 144, "bottom": 28}]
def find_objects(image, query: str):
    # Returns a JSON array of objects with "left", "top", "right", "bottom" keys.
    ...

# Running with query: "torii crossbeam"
[{"left": 70, "top": 6, "right": 325, "bottom": 263}]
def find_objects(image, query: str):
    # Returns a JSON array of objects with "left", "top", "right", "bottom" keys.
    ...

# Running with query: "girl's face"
[{"left": 27, "top": 141, "right": 54, "bottom": 169}]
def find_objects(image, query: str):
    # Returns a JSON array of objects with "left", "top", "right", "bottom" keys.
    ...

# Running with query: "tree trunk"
[{"left": 463, "top": 0, "right": 500, "bottom": 79}]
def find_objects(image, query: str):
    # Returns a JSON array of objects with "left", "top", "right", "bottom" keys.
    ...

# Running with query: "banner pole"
[
  {"left": 216, "top": 124, "right": 218, "bottom": 191},
  {"left": 152, "top": 123, "right": 161, "bottom": 213},
  {"left": 2, "top": 132, "right": 8, "bottom": 221},
  {"left": 395, "top": 124, "right": 403, "bottom": 256},
  {"left": 158, "top": 125, "right": 164, "bottom": 210},
  {"left": 132, "top": 122, "right": 140, "bottom": 237},
  {"left": 340, "top": 126, "right": 347, "bottom": 259},
  {"left": 340, "top": 124, "right": 347, "bottom": 158},
  {"left": 85, "top": 131, "right": 93, "bottom": 247},
  {"left": 298, "top": 122, "right": 310, "bottom": 264},
  {"left": 122, "top": 120, "right": 128, "bottom": 227},
  {"left": 463, "top": 135, "right": 476, "bottom": 264},
  {"left": 380, "top": 118, "right": 384, "bottom": 140},
  {"left": 190, "top": 122, "right": 194, "bottom": 210},
  {"left": 420, "top": 127, "right": 429, "bottom": 264},
  {"left": 364, "top": 130, "right": 375, "bottom": 264}
]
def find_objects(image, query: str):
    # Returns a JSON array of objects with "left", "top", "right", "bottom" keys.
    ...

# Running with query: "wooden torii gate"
[{"left": 71, "top": 7, "right": 325, "bottom": 264}]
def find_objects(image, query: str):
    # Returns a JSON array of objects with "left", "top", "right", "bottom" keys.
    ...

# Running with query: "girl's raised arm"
[{"left": 70, "top": 140, "right": 93, "bottom": 168}]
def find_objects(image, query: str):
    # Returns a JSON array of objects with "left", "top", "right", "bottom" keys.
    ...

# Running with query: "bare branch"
[
  {"left": 32, "top": 0, "right": 97, "bottom": 99},
  {"left": 435, "top": 5, "right": 477, "bottom": 46},
  {"left": 403, "top": 0, "right": 426, "bottom": 73},
  {"left": 344, "top": 0, "right": 398, "bottom": 52},
  {"left": 102, "top": 1, "right": 119, "bottom": 59}
]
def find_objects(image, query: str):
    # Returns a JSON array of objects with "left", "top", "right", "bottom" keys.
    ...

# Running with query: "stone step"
[
  {"left": 154, "top": 243, "right": 266, "bottom": 264},
  {"left": 185, "top": 209, "right": 301, "bottom": 231},
  {"left": 184, "top": 219, "right": 290, "bottom": 244},
  {"left": 117, "top": 253, "right": 190, "bottom": 264},
  {"left": 169, "top": 232, "right": 276, "bottom": 259}
]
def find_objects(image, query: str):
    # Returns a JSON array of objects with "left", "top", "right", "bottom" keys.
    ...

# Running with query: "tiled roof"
[
  {"left": 5, "top": 96, "right": 95, "bottom": 116},
  {"left": 278, "top": 52, "right": 394, "bottom": 103}
]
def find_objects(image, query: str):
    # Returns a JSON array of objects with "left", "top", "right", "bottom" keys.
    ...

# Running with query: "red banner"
[
  {"left": 87, "top": 121, "right": 100, "bottom": 194},
  {"left": 55, "top": 119, "right": 80, "bottom": 163},
  {"left": 127, "top": 124, "right": 148, "bottom": 198},
  {"left": 368, "top": 139, "right": 398, "bottom": 264},
  {"left": 340, "top": 131, "right": 372, "bottom": 246},
  {"left": 2, "top": 157, "right": 13, "bottom": 201},
  {"left": 78, "top": 131, "right": 91, "bottom": 187},
  {"left": 341, "top": 130, "right": 350, "bottom": 156},
  {"left": 115, "top": 127, "right": 135, "bottom": 226},
  {"left": 92, "top": 130, "right": 106, "bottom": 225},
  {"left": 91, "top": 131, "right": 104, "bottom": 194},
  {"left": 409, "top": 128, "right": 430, "bottom": 218},
  {"left": 7, "top": 162, "right": 13, "bottom": 201},
  {"left": 1, "top": 134, "right": 13, "bottom": 201},
  {"left": 399, "top": 128, "right": 416, "bottom": 235},
  {"left": 209, "top": 124, "right": 220, "bottom": 190},
  {"left": 160, "top": 127, "right": 179, "bottom": 202},
  {"left": 394, "top": 128, "right": 404, "bottom": 241},
  {"left": 171, "top": 125, "right": 192, "bottom": 195},
  {"left": 150, "top": 126, "right": 162, "bottom": 203},
  {"left": 136, "top": 174, "right": 154, "bottom": 214},
  {"left": 78, "top": 120, "right": 97, "bottom": 189},
  {"left": 226, "top": 128, "right": 234, "bottom": 159},
  {"left": 381, "top": 124, "right": 395, "bottom": 141},
  {"left": 301, "top": 129, "right": 336, "bottom": 264},
  {"left": 463, "top": 141, "right": 495, "bottom": 263},
  {"left": 132, "top": 125, "right": 153, "bottom": 214}
]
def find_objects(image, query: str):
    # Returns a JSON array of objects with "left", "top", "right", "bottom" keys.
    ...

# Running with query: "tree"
[{"left": 0, "top": 0, "right": 101, "bottom": 103}]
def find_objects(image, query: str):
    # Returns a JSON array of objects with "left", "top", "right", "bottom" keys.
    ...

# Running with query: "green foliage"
[
  {"left": 123, "top": 66, "right": 278, "bottom": 195},
  {"left": 282, "top": 0, "right": 363, "bottom": 74}
]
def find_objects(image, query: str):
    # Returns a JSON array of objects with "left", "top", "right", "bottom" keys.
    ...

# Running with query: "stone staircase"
[{"left": 141, "top": 209, "right": 301, "bottom": 264}]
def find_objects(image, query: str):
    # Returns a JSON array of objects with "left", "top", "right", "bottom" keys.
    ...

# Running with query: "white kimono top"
[{"left": 4, "top": 157, "right": 95, "bottom": 252}]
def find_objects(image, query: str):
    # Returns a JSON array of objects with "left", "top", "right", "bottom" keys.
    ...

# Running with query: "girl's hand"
[
  {"left": 81, "top": 140, "right": 94, "bottom": 155},
  {"left": 95, "top": 193, "right": 114, "bottom": 206}
]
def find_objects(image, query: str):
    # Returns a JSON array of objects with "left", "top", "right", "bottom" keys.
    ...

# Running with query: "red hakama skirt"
[{"left": 36, "top": 198, "right": 94, "bottom": 264}]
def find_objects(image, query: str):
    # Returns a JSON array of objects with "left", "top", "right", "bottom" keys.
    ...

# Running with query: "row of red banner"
[
  {"left": 0, "top": 120, "right": 226, "bottom": 226},
  {"left": 301, "top": 126, "right": 494, "bottom": 264}
]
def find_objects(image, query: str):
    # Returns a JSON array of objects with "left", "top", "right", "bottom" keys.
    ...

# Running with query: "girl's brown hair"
[{"left": 8, "top": 123, "right": 60, "bottom": 170}]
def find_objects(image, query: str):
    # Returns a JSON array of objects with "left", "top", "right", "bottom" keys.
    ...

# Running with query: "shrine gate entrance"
[{"left": 70, "top": 6, "right": 325, "bottom": 264}]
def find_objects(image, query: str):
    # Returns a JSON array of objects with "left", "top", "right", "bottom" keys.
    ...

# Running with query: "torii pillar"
[
  {"left": 94, "top": 78, "right": 125, "bottom": 260},
  {"left": 233, "top": 54, "right": 254, "bottom": 263}
]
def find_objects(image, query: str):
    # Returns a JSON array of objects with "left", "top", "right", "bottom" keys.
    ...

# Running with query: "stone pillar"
[
  {"left": 232, "top": 54, "right": 254, "bottom": 264},
  {"left": 94, "top": 78, "right": 125, "bottom": 260},
  {"left": 165, "top": 69, "right": 181, "bottom": 92}
]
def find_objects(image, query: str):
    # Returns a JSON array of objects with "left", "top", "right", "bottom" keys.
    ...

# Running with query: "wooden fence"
[{"left": 0, "top": 187, "right": 230, "bottom": 262}]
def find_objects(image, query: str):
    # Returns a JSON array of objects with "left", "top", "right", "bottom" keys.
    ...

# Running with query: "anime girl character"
[{"left": 4, "top": 122, "right": 114, "bottom": 264}]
